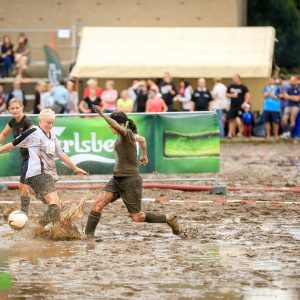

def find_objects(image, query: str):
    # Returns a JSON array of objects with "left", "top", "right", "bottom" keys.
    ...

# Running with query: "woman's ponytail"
[{"left": 127, "top": 118, "right": 137, "bottom": 134}]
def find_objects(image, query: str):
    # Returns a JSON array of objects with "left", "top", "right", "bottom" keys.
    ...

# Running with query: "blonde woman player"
[
  {"left": 0, "top": 109, "right": 87, "bottom": 227},
  {"left": 0, "top": 98, "right": 34, "bottom": 214}
]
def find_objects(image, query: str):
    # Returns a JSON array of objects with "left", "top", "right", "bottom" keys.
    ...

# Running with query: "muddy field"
[{"left": 0, "top": 142, "right": 299, "bottom": 300}]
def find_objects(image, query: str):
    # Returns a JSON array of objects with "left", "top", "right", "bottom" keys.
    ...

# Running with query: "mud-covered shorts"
[
  {"left": 104, "top": 176, "right": 143, "bottom": 214},
  {"left": 25, "top": 174, "right": 56, "bottom": 200},
  {"left": 19, "top": 158, "right": 29, "bottom": 184}
]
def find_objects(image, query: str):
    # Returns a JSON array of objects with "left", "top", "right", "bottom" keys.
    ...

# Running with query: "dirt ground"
[{"left": 0, "top": 142, "right": 299, "bottom": 300}]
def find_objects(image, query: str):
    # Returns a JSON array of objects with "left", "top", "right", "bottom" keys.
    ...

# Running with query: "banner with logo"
[
  {"left": 0, "top": 113, "right": 220, "bottom": 176},
  {"left": 44, "top": 45, "right": 64, "bottom": 85}
]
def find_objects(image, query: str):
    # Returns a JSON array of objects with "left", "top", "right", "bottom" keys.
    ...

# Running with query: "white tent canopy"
[{"left": 71, "top": 26, "right": 275, "bottom": 78}]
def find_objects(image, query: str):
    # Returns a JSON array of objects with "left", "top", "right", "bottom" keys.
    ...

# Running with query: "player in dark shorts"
[
  {"left": 0, "top": 109, "right": 87, "bottom": 227},
  {"left": 0, "top": 98, "right": 34, "bottom": 214},
  {"left": 85, "top": 104, "right": 180, "bottom": 237}
]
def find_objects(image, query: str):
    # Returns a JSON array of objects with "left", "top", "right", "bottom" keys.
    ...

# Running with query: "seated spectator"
[
  {"left": 83, "top": 78, "right": 102, "bottom": 98},
  {"left": 79, "top": 86, "right": 101, "bottom": 114},
  {"left": 191, "top": 78, "right": 213, "bottom": 112},
  {"left": 146, "top": 89, "right": 168, "bottom": 112},
  {"left": 263, "top": 77, "right": 281, "bottom": 139},
  {"left": 7, "top": 79, "right": 26, "bottom": 107},
  {"left": 116, "top": 90, "right": 133, "bottom": 112},
  {"left": 0, "top": 85, "right": 7, "bottom": 114},
  {"left": 101, "top": 80, "right": 118, "bottom": 113},
  {"left": 241, "top": 104, "right": 254, "bottom": 137},
  {"left": 0, "top": 35, "right": 14, "bottom": 77},
  {"left": 33, "top": 81, "right": 46, "bottom": 114},
  {"left": 40, "top": 83, "right": 54, "bottom": 110},
  {"left": 211, "top": 78, "right": 230, "bottom": 137},
  {"left": 281, "top": 75, "right": 300, "bottom": 138},
  {"left": 173, "top": 79, "right": 193, "bottom": 112},
  {"left": 13, "top": 33, "right": 30, "bottom": 78},
  {"left": 66, "top": 81, "right": 79, "bottom": 113},
  {"left": 134, "top": 80, "right": 148, "bottom": 112},
  {"left": 52, "top": 80, "right": 68, "bottom": 113},
  {"left": 159, "top": 72, "right": 177, "bottom": 112}
]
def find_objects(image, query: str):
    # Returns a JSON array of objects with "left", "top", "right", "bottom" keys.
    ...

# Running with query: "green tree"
[{"left": 248, "top": 0, "right": 300, "bottom": 72}]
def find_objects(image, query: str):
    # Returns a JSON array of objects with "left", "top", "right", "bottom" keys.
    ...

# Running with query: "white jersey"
[
  {"left": 211, "top": 82, "right": 230, "bottom": 110},
  {"left": 12, "top": 126, "right": 65, "bottom": 180}
]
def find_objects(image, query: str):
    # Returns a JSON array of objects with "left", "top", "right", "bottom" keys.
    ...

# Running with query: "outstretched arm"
[
  {"left": 0, "top": 142, "right": 15, "bottom": 153},
  {"left": 59, "top": 153, "right": 88, "bottom": 175},
  {"left": 92, "top": 104, "right": 127, "bottom": 136},
  {"left": 135, "top": 134, "right": 148, "bottom": 165},
  {"left": 0, "top": 125, "right": 12, "bottom": 144}
]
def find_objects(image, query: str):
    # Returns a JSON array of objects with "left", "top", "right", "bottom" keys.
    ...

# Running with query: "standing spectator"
[
  {"left": 52, "top": 80, "right": 68, "bottom": 113},
  {"left": 241, "top": 104, "right": 254, "bottom": 137},
  {"left": 146, "top": 89, "right": 168, "bottom": 112},
  {"left": 7, "top": 79, "right": 26, "bottom": 107},
  {"left": 0, "top": 35, "right": 14, "bottom": 77},
  {"left": 134, "top": 80, "right": 148, "bottom": 112},
  {"left": 173, "top": 79, "right": 193, "bottom": 112},
  {"left": 40, "top": 83, "right": 54, "bottom": 110},
  {"left": 13, "top": 33, "right": 30, "bottom": 78},
  {"left": 281, "top": 76, "right": 300, "bottom": 138},
  {"left": 191, "top": 78, "right": 213, "bottom": 112},
  {"left": 0, "top": 85, "right": 7, "bottom": 114},
  {"left": 83, "top": 78, "right": 102, "bottom": 98},
  {"left": 127, "top": 80, "right": 139, "bottom": 107},
  {"left": 226, "top": 74, "right": 250, "bottom": 138},
  {"left": 79, "top": 86, "right": 101, "bottom": 114},
  {"left": 211, "top": 78, "right": 230, "bottom": 137},
  {"left": 33, "top": 81, "right": 46, "bottom": 114},
  {"left": 66, "top": 81, "right": 79, "bottom": 113},
  {"left": 263, "top": 77, "right": 281, "bottom": 139},
  {"left": 147, "top": 79, "right": 159, "bottom": 92},
  {"left": 117, "top": 90, "right": 133, "bottom": 113},
  {"left": 159, "top": 72, "right": 177, "bottom": 112},
  {"left": 277, "top": 74, "right": 290, "bottom": 116},
  {"left": 101, "top": 80, "right": 118, "bottom": 113}
]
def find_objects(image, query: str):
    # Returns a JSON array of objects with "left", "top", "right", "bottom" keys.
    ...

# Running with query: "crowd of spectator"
[
  {"left": 0, "top": 33, "right": 30, "bottom": 78},
  {"left": 0, "top": 71, "right": 299, "bottom": 139}
]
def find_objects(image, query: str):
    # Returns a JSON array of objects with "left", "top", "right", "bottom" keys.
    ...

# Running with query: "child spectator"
[
  {"left": 101, "top": 80, "right": 118, "bottom": 113},
  {"left": 0, "top": 35, "right": 14, "bottom": 77},
  {"left": 146, "top": 89, "right": 168, "bottom": 112},
  {"left": 241, "top": 104, "right": 254, "bottom": 137},
  {"left": 13, "top": 33, "right": 30, "bottom": 78},
  {"left": 117, "top": 90, "right": 133, "bottom": 112}
]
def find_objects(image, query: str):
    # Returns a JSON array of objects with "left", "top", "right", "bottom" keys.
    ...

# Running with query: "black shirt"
[
  {"left": 160, "top": 81, "right": 177, "bottom": 109},
  {"left": 83, "top": 97, "right": 101, "bottom": 110},
  {"left": 191, "top": 88, "right": 213, "bottom": 111},
  {"left": 8, "top": 115, "right": 33, "bottom": 159},
  {"left": 134, "top": 89, "right": 148, "bottom": 112},
  {"left": 227, "top": 84, "right": 249, "bottom": 109}
]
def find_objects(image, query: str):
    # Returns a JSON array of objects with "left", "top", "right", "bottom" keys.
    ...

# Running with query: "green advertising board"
[{"left": 0, "top": 112, "right": 220, "bottom": 176}]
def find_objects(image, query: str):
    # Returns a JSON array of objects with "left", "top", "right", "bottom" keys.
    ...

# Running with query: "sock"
[
  {"left": 144, "top": 212, "right": 167, "bottom": 223},
  {"left": 39, "top": 204, "right": 60, "bottom": 227},
  {"left": 20, "top": 196, "right": 30, "bottom": 214},
  {"left": 85, "top": 210, "right": 101, "bottom": 236}
]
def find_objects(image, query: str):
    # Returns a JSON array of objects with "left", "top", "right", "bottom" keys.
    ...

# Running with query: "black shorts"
[
  {"left": 104, "top": 176, "right": 143, "bottom": 214},
  {"left": 263, "top": 110, "right": 281, "bottom": 124},
  {"left": 19, "top": 158, "right": 29, "bottom": 184},
  {"left": 25, "top": 174, "right": 56, "bottom": 200},
  {"left": 227, "top": 107, "right": 243, "bottom": 120}
]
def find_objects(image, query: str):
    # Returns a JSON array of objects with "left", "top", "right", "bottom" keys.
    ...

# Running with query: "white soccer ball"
[{"left": 8, "top": 210, "right": 28, "bottom": 230}]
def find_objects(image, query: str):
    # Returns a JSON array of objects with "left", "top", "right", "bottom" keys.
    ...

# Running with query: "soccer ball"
[{"left": 8, "top": 210, "right": 28, "bottom": 230}]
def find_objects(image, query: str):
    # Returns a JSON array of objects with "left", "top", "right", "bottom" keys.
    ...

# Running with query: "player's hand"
[
  {"left": 92, "top": 104, "right": 103, "bottom": 115},
  {"left": 74, "top": 167, "right": 88, "bottom": 175},
  {"left": 139, "top": 155, "right": 148, "bottom": 166}
]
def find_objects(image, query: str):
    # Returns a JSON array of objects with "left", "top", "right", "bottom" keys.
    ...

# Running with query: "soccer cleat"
[{"left": 167, "top": 213, "right": 180, "bottom": 235}]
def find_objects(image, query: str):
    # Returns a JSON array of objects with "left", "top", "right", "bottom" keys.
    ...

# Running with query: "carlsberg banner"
[{"left": 0, "top": 112, "right": 220, "bottom": 176}]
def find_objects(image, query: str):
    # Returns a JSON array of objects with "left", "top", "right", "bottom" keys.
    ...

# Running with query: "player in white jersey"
[{"left": 0, "top": 109, "right": 87, "bottom": 227}]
